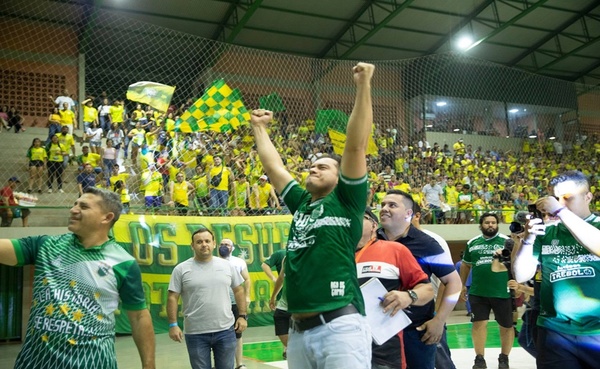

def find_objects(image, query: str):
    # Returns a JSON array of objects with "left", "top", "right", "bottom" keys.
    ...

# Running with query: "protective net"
[{"left": 1, "top": 0, "right": 600, "bottom": 226}]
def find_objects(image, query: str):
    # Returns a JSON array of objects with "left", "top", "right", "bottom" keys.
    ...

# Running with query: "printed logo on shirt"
[
  {"left": 549, "top": 264, "right": 595, "bottom": 283},
  {"left": 330, "top": 281, "right": 345, "bottom": 297},
  {"left": 361, "top": 265, "right": 382, "bottom": 274},
  {"left": 96, "top": 262, "right": 112, "bottom": 277}
]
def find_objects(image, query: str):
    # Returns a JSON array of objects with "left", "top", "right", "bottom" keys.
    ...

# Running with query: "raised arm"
[
  {"left": 250, "top": 110, "right": 294, "bottom": 194},
  {"left": 340, "top": 63, "right": 375, "bottom": 179}
]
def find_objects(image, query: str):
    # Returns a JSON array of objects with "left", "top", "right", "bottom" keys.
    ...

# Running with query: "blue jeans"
[
  {"left": 210, "top": 189, "right": 229, "bottom": 209},
  {"left": 404, "top": 327, "right": 437, "bottom": 369},
  {"left": 537, "top": 326, "right": 600, "bottom": 369},
  {"left": 287, "top": 313, "right": 371, "bottom": 369},
  {"left": 435, "top": 326, "right": 457, "bottom": 369},
  {"left": 46, "top": 124, "right": 61, "bottom": 144},
  {"left": 185, "top": 327, "right": 237, "bottom": 369}
]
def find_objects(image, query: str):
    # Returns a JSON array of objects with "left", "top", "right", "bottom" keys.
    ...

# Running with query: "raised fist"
[
  {"left": 250, "top": 109, "right": 273, "bottom": 127},
  {"left": 352, "top": 62, "right": 375, "bottom": 85}
]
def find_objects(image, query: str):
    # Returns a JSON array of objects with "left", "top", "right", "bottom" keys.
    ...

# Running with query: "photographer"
[
  {"left": 513, "top": 171, "right": 600, "bottom": 369},
  {"left": 460, "top": 212, "right": 513, "bottom": 369}
]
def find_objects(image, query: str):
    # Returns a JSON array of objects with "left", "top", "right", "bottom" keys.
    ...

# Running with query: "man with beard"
[
  {"left": 460, "top": 212, "right": 513, "bottom": 369},
  {"left": 250, "top": 63, "right": 374, "bottom": 369}
]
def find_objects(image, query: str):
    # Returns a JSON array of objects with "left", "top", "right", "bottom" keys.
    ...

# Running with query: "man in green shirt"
[
  {"left": 514, "top": 171, "right": 600, "bottom": 369},
  {"left": 0, "top": 187, "right": 155, "bottom": 369},
  {"left": 250, "top": 63, "right": 374, "bottom": 369},
  {"left": 460, "top": 212, "right": 513, "bottom": 369}
]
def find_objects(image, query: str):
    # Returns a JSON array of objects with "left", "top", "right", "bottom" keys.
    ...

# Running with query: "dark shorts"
[
  {"left": 1, "top": 207, "right": 31, "bottom": 227},
  {"left": 231, "top": 304, "right": 242, "bottom": 339},
  {"left": 469, "top": 294, "right": 513, "bottom": 328},
  {"left": 29, "top": 160, "right": 44, "bottom": 168},
  {"left": 145, "top": 196, "right": 162, "bottom": 208},
  {"left": 273, "top": 308, "right": 291, "bottom": 336},
  {"left": 174, "top": 202, "right": 188, "bottom": 216}
]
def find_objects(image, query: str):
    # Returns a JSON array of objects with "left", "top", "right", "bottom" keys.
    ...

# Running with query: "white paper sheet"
[{"left": 360, "top": 277, "right": 412, "bottom": 345}]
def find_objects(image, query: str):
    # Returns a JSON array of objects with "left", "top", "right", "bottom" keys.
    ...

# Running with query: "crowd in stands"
[{"left": 3, "top": 91, "right": 600, "bottom": 221}]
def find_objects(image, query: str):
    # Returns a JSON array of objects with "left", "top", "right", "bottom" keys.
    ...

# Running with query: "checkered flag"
[{"left": 173, "top": 79, "right": 250, "bottom": 133}]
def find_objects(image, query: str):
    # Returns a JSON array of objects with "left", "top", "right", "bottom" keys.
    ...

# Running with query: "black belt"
[{"left": 290, "top": 305, "right": 358, "bottom": 332}]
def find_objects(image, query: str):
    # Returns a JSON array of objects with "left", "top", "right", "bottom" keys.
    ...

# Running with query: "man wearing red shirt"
[
  {"left": 1, "top": 177, "right": 31, "bottom": 227},
  {"left": 356, "top": 208, "right": 434, "bottom": 369}
]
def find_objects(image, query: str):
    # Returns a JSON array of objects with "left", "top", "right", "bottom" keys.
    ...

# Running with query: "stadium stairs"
[{"left": 1, "top": 127, "right": 75, "bottom": 227}]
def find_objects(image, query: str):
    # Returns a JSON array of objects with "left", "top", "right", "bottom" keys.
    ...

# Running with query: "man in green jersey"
[
  {"left": 513, "top": 171, "right": 600, "bottom": 369},
  {"left": 460, "top": 212, "right": 513, "bottom": 369},
  {"left": 0, "top": 187, "right": 155, "bottom": 369},
  {"left": 250, "top": 62, "right": 375, "bottom": 369}
]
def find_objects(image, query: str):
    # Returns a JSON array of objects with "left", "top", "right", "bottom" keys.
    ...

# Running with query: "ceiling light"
[
  {"left": 456, "top": 36, "right": 473, "bottom": 50},
  {"left": 436, "top": 101, "right": 447, "bottom": 107},
  {"left": 509, "top": 109, "right": 519, "bottom": 113}
]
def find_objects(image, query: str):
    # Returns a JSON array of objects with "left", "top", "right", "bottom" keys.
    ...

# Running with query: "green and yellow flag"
[
  {"left": 174, "top": 79, "right": 250, "bottom": 133},
  {"left": 126, "top": 81, "right": 175, "bottom": 112}
]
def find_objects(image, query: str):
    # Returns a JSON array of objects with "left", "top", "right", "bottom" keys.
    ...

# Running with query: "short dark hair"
[
  {"left": 549, "top": 170, "right": 590, "bottom": 189},
  {"left": 83, "top": 187, "right": 122, "bottom": 226},
  {"left": 412, "top": 201, "right": 422, "bottom": 214},
  {"left": 191, "top": 227, "right": 214, "bottom": 242},
  {"left": 479, "top": 212, "right": 499, "bottom": 226},
  {"left": 386, "top": 189, "right": 414, "bottom": 211},
  {"left": 316, "top": 154, "right": 341, "bottom": 168}
]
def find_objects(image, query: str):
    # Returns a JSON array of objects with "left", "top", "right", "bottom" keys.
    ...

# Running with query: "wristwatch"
[
  {"left": 238, "top": 314, "right": 248, "bottom": 320},
  {"left": 407, "top": 290, "right": 418, "bottom": 306}
]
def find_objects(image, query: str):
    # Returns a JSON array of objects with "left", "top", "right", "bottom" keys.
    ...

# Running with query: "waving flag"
[
  {"left": 259, "top": 92, "right": 286, "bottom": 112},
  {"left": 126, "top": 81, "right": 175, "bottom": 112},
  {"left": 174, "top": 79, "right": 250, "bottom": 133},
  {"left": 315, "top": 109, "right": 349, "bottom": 133}
]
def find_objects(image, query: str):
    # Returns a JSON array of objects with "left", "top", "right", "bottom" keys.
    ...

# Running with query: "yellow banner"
[
  {"left": 113, "top": 213, "right": 291, "bottom": 332},
  {"left": 327, "top": 129, "right": 378, "bottom": 156}
]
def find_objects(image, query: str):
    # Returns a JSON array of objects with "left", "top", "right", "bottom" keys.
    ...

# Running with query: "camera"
[
  {"left": 493, "top": 248, "right": 512, "bottom": 263},
  {"left": 493, "top": 238, "right": 514, "bottom": 264},
  {"left": 509, "top": 211, "right": 528, "bottom": 234},
  {"left": 528, "top": 204, "right": 544, "bottom": 224}
]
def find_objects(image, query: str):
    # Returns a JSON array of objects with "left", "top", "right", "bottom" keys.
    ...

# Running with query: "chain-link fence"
[{"left": 1, "top": 0, "right": 600, "bottom": 225}]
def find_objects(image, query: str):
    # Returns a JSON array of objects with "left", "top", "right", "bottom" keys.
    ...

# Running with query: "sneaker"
[
  {"left": 473, "top": 355, "right": 487, "bottom": 369},
  {"left": 283, "top": 349, "right": 287, "bottom": 360},
  {"left": 59, "top": 189, "right": 64, "bottom": 193},
  {"left": 498, "top": 353, "right": 509, "bottom": 369},
  {"left": 47, "top": 189, "right": 53, "bottom": 193}
]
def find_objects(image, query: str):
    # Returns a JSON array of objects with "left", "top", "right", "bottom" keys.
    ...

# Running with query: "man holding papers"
[{"left": 357, "top": 208, "right": 434, "bottom": 369}]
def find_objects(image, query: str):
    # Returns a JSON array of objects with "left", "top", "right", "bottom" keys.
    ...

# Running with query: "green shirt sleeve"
[
  {"left": 115, "top": 259, "right": 147, "bottom": 311},
  {"left": 11, "top": 235, "right": 48, "bottom": 266}
]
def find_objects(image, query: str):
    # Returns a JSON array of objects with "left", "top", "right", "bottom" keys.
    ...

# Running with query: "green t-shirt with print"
[
  {"left": 533, "top": 215, "right": 600, "bottom": 335},
  {"left": 11, "top": 234, "right": 146, "bottom": 369},
  {"left": 281, "top": 174, "right": 367, "bottom": 314},
  {"left": 463, "top": 233, "right": 511, "bottom": 298}
]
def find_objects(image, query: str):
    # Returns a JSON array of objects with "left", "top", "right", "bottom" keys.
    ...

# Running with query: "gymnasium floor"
[{"left": 0, "top": 311, "right": 537, "bottom": 368}]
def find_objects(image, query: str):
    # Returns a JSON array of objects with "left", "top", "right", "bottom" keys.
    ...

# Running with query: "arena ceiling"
[
  {"left": 4, "top": 0, "right": 600, "bottom": 87},
  {"left": 91, "top": 0, "right": 600, "bottom": 86}
]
